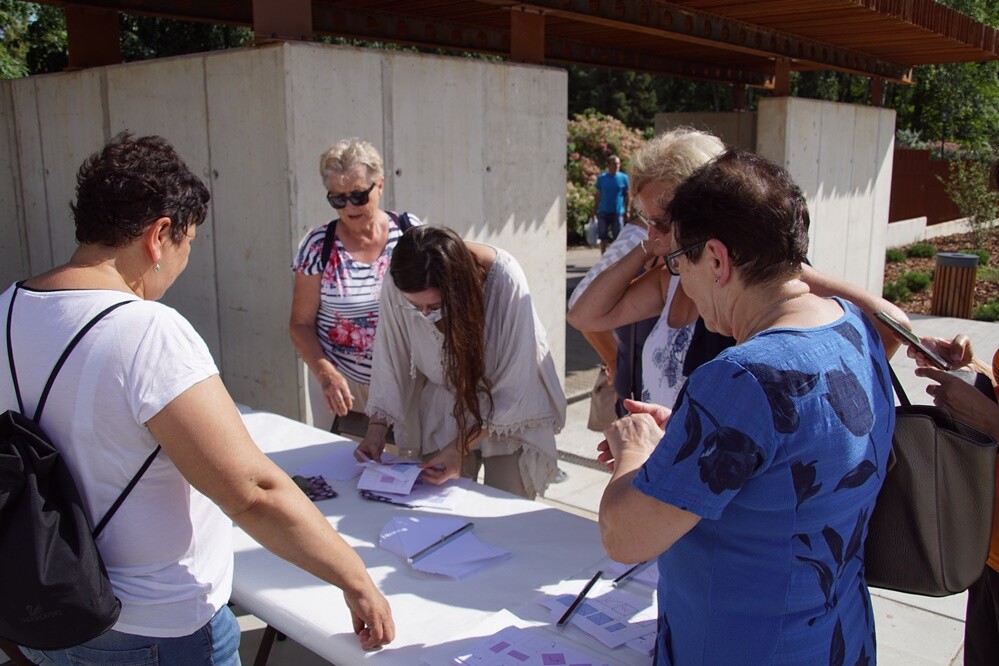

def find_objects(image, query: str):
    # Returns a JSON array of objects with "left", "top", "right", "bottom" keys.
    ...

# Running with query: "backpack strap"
[
  {"left": 31, "top": 299, "right": 135, "bottom": 424},
  {"left": 92, "top": 444, "right": 161, "bottom": 538},
  {"left": 319, "top": 212, "right": 413, "bottom": 271},
  {"left": 6, "top": 282, "right": 24, "bottom": 414},
  {"left": 5, "top": 284, "right": 154, "bottom": 536}
]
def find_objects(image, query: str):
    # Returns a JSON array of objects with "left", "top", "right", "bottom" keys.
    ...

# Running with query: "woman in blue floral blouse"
[{"left": 598, "top": 148, "right": 895, "bottom": 665}]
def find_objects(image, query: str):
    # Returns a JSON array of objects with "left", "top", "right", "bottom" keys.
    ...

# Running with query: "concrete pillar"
[
  {"left": 65, "top": 7, "right": 121, "bottom": 70},
  {"left": 511, "top": 9, "right": 545, "bottom": 64},
  {"left": 253, "top": 0, "right": 312, "bottom": 43}
]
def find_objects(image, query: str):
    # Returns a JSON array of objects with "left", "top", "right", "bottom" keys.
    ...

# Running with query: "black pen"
[
  {"left": 358, "top": 490, "right": 418, "bottom": 508},
  {"left": 409, "top": 522, "right": 474, "bottom": 563},
  {"left": 613, "top": 560, "right": 649, "bottom": 585},
  {"left": 557, "top": 570, "right": 603, "bottom": 627}
]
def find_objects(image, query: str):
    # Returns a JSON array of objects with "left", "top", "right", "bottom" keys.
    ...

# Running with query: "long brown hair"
[{"left": 390, "top": 226, "right": 493, "bottom": 453}]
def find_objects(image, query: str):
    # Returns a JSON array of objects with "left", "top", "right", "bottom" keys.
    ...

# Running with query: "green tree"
[
  {"left": 0, "top": 1, "right": 65, "bottom": 78},
  {"left": 939, "top": 159, "right": 999, "bottom": 247}
]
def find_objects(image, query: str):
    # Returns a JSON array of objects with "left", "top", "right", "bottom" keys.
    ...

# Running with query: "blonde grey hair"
[
  {"left": 319, "top": 138, "right": 384, "bottom": 184},
  {"left": 629, "top": 127, "right": 726, "bottom": 197}
]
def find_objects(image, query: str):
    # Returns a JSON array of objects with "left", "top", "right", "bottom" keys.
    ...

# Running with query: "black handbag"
[
  {"left": 864, "top": 364, "right": 997, "bottom": 597},
  {"left": 0, "top": 285, "right": 158, "bottom": 650}
]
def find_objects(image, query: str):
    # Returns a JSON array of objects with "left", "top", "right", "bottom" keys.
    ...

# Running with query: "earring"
[
  {"left": 714, "top": 277, "right": 719, "bottom": 285},
  {"left": 154, "top": 263, "right": 161, "bottom": 272}
]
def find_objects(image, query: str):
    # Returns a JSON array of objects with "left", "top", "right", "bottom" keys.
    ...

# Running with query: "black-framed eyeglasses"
[
  {"left": 326, "top": 182, "right": 377, "bottom": 209},
  {"left": 636, "top": 211, "right": 672, "bottom": 236},
  {"left": 664, "top": 241, "right": 706, "bottom": 276}
]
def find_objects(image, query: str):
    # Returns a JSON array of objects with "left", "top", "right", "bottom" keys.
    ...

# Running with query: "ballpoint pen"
[
  {"left": 612, "top": 560, "right": 650, "bottom": 585},
  {"left": 409, "top": 522, "right": 474, "bottom": 563},
  {"left": 358, "top": 489, "right": 418, "bottom": 508},
  {"left": 557, "top": 570, "right": 603, "bottom": 627}
]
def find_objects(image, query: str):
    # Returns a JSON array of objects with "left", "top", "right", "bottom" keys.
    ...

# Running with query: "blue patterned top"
[{"left": 633, "top": 298, "right": 894, "bottom": 665}]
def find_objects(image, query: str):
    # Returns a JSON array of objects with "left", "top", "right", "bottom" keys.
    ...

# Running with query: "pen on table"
[
  {"left": 409, "top": 522, "right": 474, "bottom": 563},
  {"left": 358, "top": 490, "right": 418, "bottom": 509},
  {"left": 613, "top": 560, "right": 648, "bottom": 585},
  {"left": 557, "top": 570, "right": 603, "bottom": 628}
]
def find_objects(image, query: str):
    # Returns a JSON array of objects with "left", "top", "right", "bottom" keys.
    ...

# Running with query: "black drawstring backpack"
[{"left": 0, "top": 284, "right": 159, "bottom": 650}]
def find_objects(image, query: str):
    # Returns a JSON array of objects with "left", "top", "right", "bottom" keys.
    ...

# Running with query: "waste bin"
[{"left": 931, "top": 252, "right": 980, "bottom": 319}]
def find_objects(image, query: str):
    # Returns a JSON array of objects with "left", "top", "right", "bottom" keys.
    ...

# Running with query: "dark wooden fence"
[{"left": 889, "top": 148, "right": 963, "bottom": 226}]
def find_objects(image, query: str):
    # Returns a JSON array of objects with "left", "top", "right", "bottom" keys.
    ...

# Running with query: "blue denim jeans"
[
  {"left": 22, "top": 605, "right": 240, "bottom": 666},
  {"left": 596, "top": 212, "right": 624, "bottom": 242}
]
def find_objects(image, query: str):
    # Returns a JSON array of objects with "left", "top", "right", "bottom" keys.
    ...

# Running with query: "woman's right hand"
[
  {"left": 355, "top": 425, "right": 388, "bottom": 462},
  {"left": 320, "top": 367, "right": 354, "bottom": 416},
  {"left": 343, "top": 583, "right": 395, "bottom": 650},
  {"left": 909, "top": 334, "right": 974, "bottom": 369}
]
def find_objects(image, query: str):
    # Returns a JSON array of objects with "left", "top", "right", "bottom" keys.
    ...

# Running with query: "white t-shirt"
[{"left": 0, "top": 284, "right": 232, "bottom": 637}]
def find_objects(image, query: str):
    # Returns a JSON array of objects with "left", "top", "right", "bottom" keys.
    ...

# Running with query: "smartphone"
[{"left": 874, "top": 311, "right": 952, "bottom": 370}]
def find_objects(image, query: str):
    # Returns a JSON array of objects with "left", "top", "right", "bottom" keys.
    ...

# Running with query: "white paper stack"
[{"left": 379, "top": 516, "right": 511, "bottom": 579}]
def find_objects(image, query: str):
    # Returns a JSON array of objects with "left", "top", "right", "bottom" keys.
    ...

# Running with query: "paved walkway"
[{"left": 547, "top": 244, "right": 999, "bottom": 665}]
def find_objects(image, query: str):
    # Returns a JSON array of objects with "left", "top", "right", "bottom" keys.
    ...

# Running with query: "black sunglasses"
[{"left": 326, "top": 182, "right": 377, "bottom": 209}]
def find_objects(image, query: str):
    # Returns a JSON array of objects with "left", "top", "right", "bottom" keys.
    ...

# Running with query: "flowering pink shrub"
[{"left": 566, "top": 112, "right": 645, "bottom": 240}]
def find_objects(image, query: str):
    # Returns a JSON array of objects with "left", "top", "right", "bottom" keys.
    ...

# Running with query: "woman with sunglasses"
[
  {"left": 569, "top": 129, "right": 908, "bottom": 412},
  {"left": 290, "top": 138, "right": 420, "bottom": 427},
  {"left": 598, "top": 149, "right": 895, "bottom": 664},
  {"left": 568, "top": 128, "right": 724, "bottom": 410},
  {"left": 356, "top": 226, "right": 566, "bottom": 499}
]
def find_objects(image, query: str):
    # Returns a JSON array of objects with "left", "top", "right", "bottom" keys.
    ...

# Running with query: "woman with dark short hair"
[
  {"left": 598, "top": 149, "right": 894, "bottom": 664},
  {"left": 2, "top": 133, "right": 393, "bottom": 664},
  {"left": 356, "top": 226, "right": 565, "bottom": 499}
]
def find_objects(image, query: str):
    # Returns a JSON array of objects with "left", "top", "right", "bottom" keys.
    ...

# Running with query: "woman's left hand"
[
  {"left": 597, "top": 413, "right": 662, "bottom": 473},
  {"left": 419, "top": 441, "right": 462, "bottom": 485},
  {"left": 915, "top": 366, "right": 998, "bottom": 434}
]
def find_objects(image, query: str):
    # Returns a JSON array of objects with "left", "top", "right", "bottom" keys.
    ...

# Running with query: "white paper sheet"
[
  {"left": 379, "top": 516, "right": 511, "bottom": 579},
  {"left": 449, "top": 625, "right": 612, "bottom": 666},
  {"left": 539, "top": 581, "right": 657, "bottom": 650},
  {"left": 358, "top": 461, "right": 423, "bottom": 495}
]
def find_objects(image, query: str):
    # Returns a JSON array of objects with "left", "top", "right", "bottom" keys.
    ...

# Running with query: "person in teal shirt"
[{"left": 593, "top": 155, "right": 630, "bottom": 254}]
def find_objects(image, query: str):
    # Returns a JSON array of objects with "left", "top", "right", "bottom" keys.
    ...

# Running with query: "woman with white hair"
[{"left": 290, "top": 138, "right": 420, "bottom": 425}]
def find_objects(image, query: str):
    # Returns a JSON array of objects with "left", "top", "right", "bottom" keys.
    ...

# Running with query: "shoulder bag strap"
[
  {"left": 886, "top": 361, "right": 911, "bottom": 408},
  {"left": 388, "top": 211, "right": 413, "bottom": 232},
  {"left": 319, "top": 219, "right": 339, "bottom": 271}
]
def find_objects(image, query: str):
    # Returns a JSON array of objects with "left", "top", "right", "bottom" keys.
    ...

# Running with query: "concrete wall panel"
[
  {"left": 388, "top": 54, "right": 485, "bottom": 233},
  {"left": 479, "top": 62, "right": 567, "bottom": 365},
  {"left": 33, "top": 71, "right": 107, "bottom": 266},
  {"left": 205, "top": 46, "right": 298, "bottom": 415},
  {"left": 656, "top": 111, "right": 756, "bottom": 150},
  {"left": 5, "top": 80, "right": 49, "bottom": 280},
  {"left": 0, "top": 80, "right": 29, "bottom": 289},
  {"left": 3, "top": 43, "right": 568, "bottom": 424},
  {"left": 105, "top": 57, "right": 222, "bottom": 359},
  {"left": 757, "top": 97, "right": 894, "bottom": 293}
]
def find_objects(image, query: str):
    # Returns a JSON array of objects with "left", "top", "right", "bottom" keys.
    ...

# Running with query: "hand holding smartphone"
[{"left": 874, "top": 311, "right": 952, "bottom": 370}]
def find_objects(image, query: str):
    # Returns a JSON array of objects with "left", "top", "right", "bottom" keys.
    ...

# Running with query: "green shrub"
[
  {"left": 972, "top": 301, "right": 999, "bottom": 322},
  {"left": 882, "top": 280, "right": 911, "bottom": 304},
  {"left": 901, "top": 271, "right": 931, "bottom": 292},
  {"left": 962, "top": 248, "right": 990, "bottom": 267},
  {"left": 906, "top": 243, "right": 937, "bottom": 259},
  {"left": 885, "top": 248, "right": 906, "bottom": 263}
]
